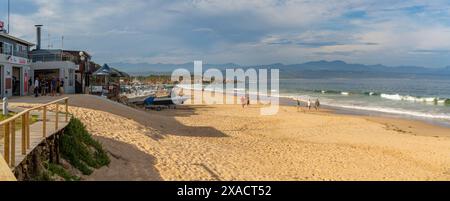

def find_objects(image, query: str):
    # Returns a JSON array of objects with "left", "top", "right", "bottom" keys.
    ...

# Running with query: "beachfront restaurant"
[{"left": 0, "top": 32, "right": 34, "bottom": 97}]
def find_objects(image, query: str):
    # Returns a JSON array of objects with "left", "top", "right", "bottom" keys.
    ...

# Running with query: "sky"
[{"left": 1, "top": 0, "right": 450, "bottom": 68}]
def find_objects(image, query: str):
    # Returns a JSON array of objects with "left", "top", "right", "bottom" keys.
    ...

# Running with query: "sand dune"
[{"left": 10, "top": 95, "right": 450, "bottom": 181}]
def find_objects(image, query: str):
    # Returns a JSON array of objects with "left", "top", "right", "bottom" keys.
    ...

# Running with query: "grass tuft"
[
  {"left": 47, "top": 163, "right": 80, "bottom": 181},
  {"left": 59, "top": 118, "right": 110, "bottom": 175}
]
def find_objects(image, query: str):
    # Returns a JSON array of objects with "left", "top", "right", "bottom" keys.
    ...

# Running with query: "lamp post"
[
  {"left": 7, "top": 0, "right": 10, "bottom": 34},
  {"left": 79, "top": 52, "right": 86, "bottom": 94}
]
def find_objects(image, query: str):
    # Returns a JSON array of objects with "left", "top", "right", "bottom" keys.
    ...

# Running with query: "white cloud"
[{"left": 3, "top": 0, "right": 450, "bottom": 67}]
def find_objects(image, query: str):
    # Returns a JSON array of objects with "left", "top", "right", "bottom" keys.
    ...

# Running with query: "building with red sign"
[{"left": 0, "top": 31, "right": 34, "bottom": 97}]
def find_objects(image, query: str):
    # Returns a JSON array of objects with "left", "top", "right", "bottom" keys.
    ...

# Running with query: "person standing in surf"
[
  {"left": 297, "top": 99, "right": 302, "bottom": 112},
  {"left": 315, "top": 99, "right": 321, "bottom": 110}
]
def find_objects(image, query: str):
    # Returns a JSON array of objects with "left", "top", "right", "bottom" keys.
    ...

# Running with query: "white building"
[
  {"left": 0, "top": 31, "right": 34, "bottom": 97},
  {"left": 29, "top": 25, "right": 90, "bottom": 94},
  {"left": 30, "top": 59, "right": 77, "bottom": 94}
]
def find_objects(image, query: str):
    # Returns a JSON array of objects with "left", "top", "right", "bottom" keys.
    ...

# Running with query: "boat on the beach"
[
  {"left": 124, "top": 90, "right": 157, "bottom": 103},
  {"left": 144, "top": 96, "right": 189, "bottom": 107},
  {"left": 120, "top": 83, "right": 158, "bottom": 104}
]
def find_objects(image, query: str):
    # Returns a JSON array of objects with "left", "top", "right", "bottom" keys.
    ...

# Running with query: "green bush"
[
  {"left": 34, "top": 170, "right": 53, "bottom": 181},
  {"left": 47, "top": 163, "right": 80, "bottom": 181},
  {"left": 59, "top": 118, "right": 110, "bottom": 175}
]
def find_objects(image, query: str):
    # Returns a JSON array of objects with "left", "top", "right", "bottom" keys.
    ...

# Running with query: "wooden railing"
[{"left": 0, "top": 97, "right": 69, "bottom": 167}]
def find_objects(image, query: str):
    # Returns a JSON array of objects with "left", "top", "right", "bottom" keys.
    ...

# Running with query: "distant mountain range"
[
  {"left": 110, "top": 62, "right": 240, "bottom": 75},
  {"left": 111, "top": 60, "right": 450, "bottom": 78}
]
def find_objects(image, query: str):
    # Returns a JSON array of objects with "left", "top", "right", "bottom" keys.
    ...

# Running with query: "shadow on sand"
[
  {"left": 86, "top": 136, "right": 163, "bottom": 181},
  {"left": 67, "top": 95, "right": 229, "bottom": 139},
  {"left": 10, "top": 95, "right": 229, "bottom": 139}
]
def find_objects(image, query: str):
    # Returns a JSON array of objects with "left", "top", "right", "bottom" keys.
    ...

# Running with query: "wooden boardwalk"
[
  {"left": 0, "top": 98, "right": 70, "bottom": 180},
  {"left": 0, "top": 110, "right": 69, "bottom": 167},
  {"left": 0, "top": 155, "right": 15, "bottom": 181}
]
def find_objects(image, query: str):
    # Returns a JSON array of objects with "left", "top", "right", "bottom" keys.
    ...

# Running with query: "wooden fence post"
[
  {"left": 10, "top": 121, "right": 15, "bottom": 167},
  {"left": 65, "top": 99, "right": 69, "bottom": 122},
  {"left": 3, "top": 123, "right": 10, "bottom": 165},
  {"left": 43, "top": 106, "right": 47, "bottom": 137},
  {"left": 26, "top": 112, "right": 30, "bottom": 149},
  {"left": 21, "top": 115, "right": 26, "bottom": 155},
  {"left": 55, "top": 103, "right": 59, "bottom": 130}
]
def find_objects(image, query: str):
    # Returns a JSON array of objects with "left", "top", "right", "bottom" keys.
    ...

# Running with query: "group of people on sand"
[
  {"left": 240, "top": 95, "right": 251, "bottom": 108},
  {"left": 297, "top": 98, "right": 320, "bottom": 111},
  {"left": 33, "top": 76, "right": 65, "bottom": 98}
]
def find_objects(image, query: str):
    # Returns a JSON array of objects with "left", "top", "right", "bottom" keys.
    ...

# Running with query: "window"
[
  {"left": 2, "top": 42, "right": 13, "bottom": 55},
  {"left": 15, "top": 44, "right": 26, "bottom": 52},
  {"left": 69, "top": 69, "right": 75, "bottom": 86}
]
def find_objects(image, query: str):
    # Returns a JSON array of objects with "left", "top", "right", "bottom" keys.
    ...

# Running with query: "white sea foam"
[
  {"left": 325, "top": 103, "right": 450, "bottom": 120},
  {"left": 282, "top": 94, "right": 450, "bottom": 122},
  {"left": 380, "top": 93, "right": 443, "bottom": 103}
]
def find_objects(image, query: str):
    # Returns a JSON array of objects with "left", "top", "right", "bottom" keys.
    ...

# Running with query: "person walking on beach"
[
  {"left": 34, "top": 77, "right": 40, "bottom": 98},
  {"left": 307, "top": 99, "right": 312, "bottom": 110},
  {"left": 246, "top": 95, "right": 250, "bottom": 106},
  {"left": 315, "top": 99, "right": 321, "bottom": 110},
  {"left": 241, "top": 96, "right": 246, "bottom": 108},
  {"left": 297, "top": 99, "right": 302, "bottom": 112}
]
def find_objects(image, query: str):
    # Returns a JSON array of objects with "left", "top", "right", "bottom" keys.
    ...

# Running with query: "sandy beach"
[{"left": 9, "top": 94, "right": 450, "bottom": 181}]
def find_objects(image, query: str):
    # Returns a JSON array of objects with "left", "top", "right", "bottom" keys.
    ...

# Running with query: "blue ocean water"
[
  {"left": 278, "top": 77, "right": 450, "bottom": 127},
  {"left": 177, "top": 75, "right": 450, "bottom": 127}
]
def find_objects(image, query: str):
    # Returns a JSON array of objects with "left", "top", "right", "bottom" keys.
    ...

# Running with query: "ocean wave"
[
  {"left": 179, "top": 84, "right": 450, "bottom": 106},
  {"left": 310, "top": 89, "right": 450, "bottom": 105},
  {"left": 364, "top": 92, "right": 380, "bottom": 96},
  {"left": 313, "top": 90, "right": 367, "bottom": 96},
  {"left": 380, "top": 93, "right": 449, "bottom": 104},
  {"left": 315, "top": 90, "right": 382, "bottom": 97},
  {"left": 325, "top": 103, "right": 450, "bottom": 121},
  {"left": 284, "top": 95, "right": 450, "bottom": 120},
  {"left": 272, "top": 95, "right": 450, "bottom": 121},
  {"left": 313, "top": 90, "right": 341, "bottom": 94}
]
